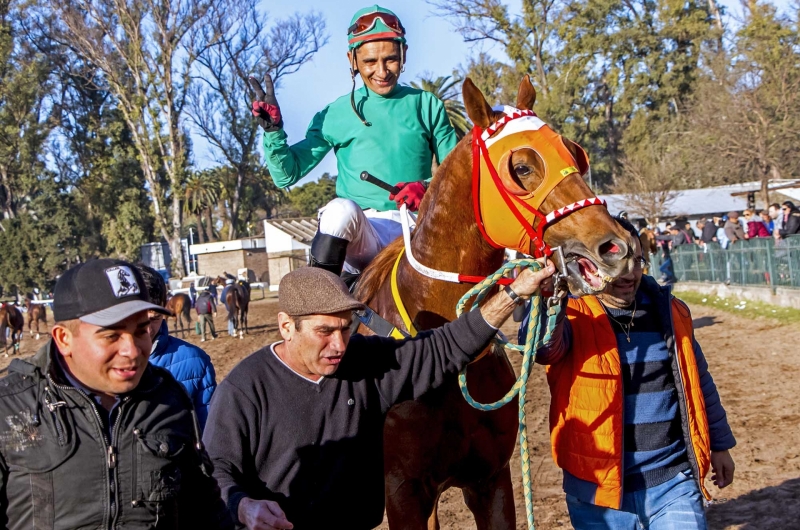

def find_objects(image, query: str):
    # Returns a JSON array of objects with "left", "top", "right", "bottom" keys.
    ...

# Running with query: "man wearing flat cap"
[
  {"left": 204, "top": 263, "right": 556, "bottom": 530},
  {"left": 0, "top": 258, "right": 233, "bottom": 529}
]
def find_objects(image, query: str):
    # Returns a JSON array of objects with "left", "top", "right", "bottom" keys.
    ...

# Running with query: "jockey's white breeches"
[{"left": 317, "top": 198, "right": 416, "bottom": 274}]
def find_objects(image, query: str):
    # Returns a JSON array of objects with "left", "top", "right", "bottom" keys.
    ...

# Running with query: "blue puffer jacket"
[{"left": 149, "top": 320, "right": 217, "bottom": 430}]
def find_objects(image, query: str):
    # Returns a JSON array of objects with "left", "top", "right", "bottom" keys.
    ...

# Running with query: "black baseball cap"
[{"left": 53, "top": 259, "right": 171, "bottom": 326}]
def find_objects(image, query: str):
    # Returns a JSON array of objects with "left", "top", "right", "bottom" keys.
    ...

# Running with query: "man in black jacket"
[
  {"left": 204, "top": 264, "right": 556, "bottom": 530},
  {"left": 0, "top": 259, "right": 233, "bottom": 530}
]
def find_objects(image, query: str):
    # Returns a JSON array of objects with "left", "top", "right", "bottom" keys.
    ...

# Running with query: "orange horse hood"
[{"left": 475, "top": 106, "right": 592, "bottom": 256}]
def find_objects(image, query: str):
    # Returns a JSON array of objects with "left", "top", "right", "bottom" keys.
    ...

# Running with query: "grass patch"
[{"left": 677, "top": 290, "right": 800, "bottom": 326}]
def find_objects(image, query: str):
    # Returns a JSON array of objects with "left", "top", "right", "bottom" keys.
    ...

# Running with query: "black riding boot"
[{"left": 310, "top": 232, "right": 349, "bottom": 276}]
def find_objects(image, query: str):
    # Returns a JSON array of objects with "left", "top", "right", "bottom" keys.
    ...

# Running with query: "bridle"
[{"left": 471, "top": 107, "right": 606, "bottom": 259}]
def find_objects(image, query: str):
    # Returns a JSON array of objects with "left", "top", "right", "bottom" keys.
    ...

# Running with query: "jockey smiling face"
[{"left": 347, "top": 40, "right": 407, "bottom": 96}]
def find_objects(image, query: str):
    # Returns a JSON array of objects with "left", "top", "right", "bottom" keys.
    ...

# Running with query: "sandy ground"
[{"left": 3, "top": 295, "right": 799, "bottom": 529}]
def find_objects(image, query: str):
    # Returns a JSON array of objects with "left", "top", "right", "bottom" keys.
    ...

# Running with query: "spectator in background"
[
  {"left": 742, "top": 209, "right": 756, "bottom": 233},
  {"left": 189, "top": 281, "right": 198, "bottom": 307},
  {"left": 724, "top": 212, "right": 748, "bottom": 244},
  {"left": 779, "top": 201, "right": 800, "bottom": 237},
  {"left": 196, "top": 288, "right": 218, "bottom": 342},
  {"left": 220, "top": 277, "right": 236, "bottom": 337},
  {"left": 138, "top": 264, "right": 218, "bottom": 430},
  {"left": 768, "top": 203, "right": 784, "bottom": 238},
  {"left": 698, "top": 219, "right": 718, "bottom": 244},
  {"left": 683, "top": 221, "right": 698, "bottom": 241},
  {"left": 715, "top": 217, "right": 730, "bottom": 249},
  {"left": 748, "top": 210, "right": 771, "bottom": 238},
  {"left": 208, "top": 280, "right": 219, "bottom": 303},
  {"left": 760, "top": 210, "right": 774, "bottom": 234}
]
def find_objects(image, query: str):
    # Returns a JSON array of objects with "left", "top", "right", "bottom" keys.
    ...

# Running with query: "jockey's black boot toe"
[{"left": 310, "top": 232, "right": 349, "bottom": 276}]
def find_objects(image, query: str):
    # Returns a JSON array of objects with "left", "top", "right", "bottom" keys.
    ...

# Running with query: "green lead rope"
[{"left": 455, "top": 258, "right": 563, "bottom": 530}]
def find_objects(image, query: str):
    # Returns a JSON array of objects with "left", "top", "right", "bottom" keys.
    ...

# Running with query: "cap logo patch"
[{"left": 105, "top": 266, "right": 140, "bottom": 298}]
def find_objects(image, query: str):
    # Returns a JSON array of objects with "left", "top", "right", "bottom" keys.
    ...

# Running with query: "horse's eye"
[{"left": 514, "top": 164, "right": 532, "bottom": 177}]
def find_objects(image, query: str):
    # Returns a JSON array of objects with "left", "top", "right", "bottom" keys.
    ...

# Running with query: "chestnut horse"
[
  {"left": 355, "top": 77, "right": 635, "bottom": 529},
  {"left": 165, "top": 293, "right": 192, "bottom": 338},
  {"left": 0, "top": 303, "right": 24, "bottom": 357},
  {"left": 25, "top": 299, "right": 47, "bottom": 340}
]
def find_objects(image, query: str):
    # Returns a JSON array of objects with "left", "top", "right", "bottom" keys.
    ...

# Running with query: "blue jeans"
[
  {"left": 566, "top": 470, "right": 707, "bottom": 530},
  {"left": 659, "top": 257, "right": 676, "bottom": 283}
]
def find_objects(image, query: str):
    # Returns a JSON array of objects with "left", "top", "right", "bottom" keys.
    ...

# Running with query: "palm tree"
[
  {"left": 410, "top": 75, "right": 470, "bottom": 139},
  {"left": 183, "top": 170, "right": 221, "bottom": 243}
]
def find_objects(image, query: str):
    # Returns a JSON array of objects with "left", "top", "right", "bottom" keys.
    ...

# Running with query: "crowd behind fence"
[{"left": 650, "top": 235, "right": 800, "bottom": 289}]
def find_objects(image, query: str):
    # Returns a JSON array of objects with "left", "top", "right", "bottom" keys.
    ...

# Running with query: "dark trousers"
[{"left": 198, "top": 314, "right": 217, "bottom": 340}]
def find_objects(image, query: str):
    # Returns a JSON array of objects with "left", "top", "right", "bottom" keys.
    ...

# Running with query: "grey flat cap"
[{"left": 279, "top": 267, "right": 366, "bottom": 316}]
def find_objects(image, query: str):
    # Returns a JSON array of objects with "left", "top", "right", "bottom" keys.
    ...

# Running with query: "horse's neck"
[{"left": 406, "top": 149, "right": 505, "bottom": 299}]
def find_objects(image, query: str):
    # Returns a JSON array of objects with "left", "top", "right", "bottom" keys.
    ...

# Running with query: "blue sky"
[{"left": 191, "top": 0, "right": 794, "bottom": 183}]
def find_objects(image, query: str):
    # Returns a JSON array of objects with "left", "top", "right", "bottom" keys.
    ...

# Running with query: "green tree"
[
  {"left": 0, "top": 0, "right": 54, "bottom": 221},
  {"left": 411, "top": 74, "right": 470, "bottom": 139},
  {"left": 285, "top": 174, "right": 337, "bottom": 217}
]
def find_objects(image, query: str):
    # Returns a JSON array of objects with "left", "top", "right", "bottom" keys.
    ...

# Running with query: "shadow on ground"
[
  {"left": 692, "top": 316, "right": 719, "bottom": 329},
  {"left": 707, "top": 478, "right": 800, "bottom": 530}
]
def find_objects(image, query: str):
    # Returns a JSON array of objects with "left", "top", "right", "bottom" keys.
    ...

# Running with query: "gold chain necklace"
[{"left": 602, "top": 300, "right": 637, "bottom": 343}]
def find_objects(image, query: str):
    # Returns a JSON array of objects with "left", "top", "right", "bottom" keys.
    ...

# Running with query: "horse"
[
  {"left": 355, "top": 76, "right": 636, "bottom": 529},
  {"left": 165, "top": 293, "right": 192, "bottom": 338},
  {"left": 215, "top": 277, "right": 250, "bottom": 339},
  {"left": 0, "top": 303, "right": 25, "bottom": 357},
  {"left": 24, "top": 299, "right": 47, "bottom": 340}
]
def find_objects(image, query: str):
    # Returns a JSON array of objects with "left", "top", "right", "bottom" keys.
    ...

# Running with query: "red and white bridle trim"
[{"left": 544, "top": 197, "right": 607, "bottom": 225}]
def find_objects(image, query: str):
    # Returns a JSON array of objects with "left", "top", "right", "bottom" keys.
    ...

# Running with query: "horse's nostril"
[
  {"left": 598, "top": 239, "right": 628, "bottom": 261},
  {"left": 599, "top": 241, "right": 621, "bottom": 255}
]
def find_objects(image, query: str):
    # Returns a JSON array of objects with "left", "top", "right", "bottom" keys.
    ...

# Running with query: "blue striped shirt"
[{"left": 606, "top": 291, "right": 689, "bottom": 491}]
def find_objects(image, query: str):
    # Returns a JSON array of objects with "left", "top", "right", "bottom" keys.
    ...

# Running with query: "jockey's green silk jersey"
[{"left": 262, "top": 84, "right": 458, "bottom": 211}]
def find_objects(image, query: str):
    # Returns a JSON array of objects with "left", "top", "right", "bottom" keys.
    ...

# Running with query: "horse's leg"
[
  {"left": 460, "top": 465, "right": 516, "bottom": 530},
  {"left": 384, "top": 476, "right": 439, "bottom": 530}
]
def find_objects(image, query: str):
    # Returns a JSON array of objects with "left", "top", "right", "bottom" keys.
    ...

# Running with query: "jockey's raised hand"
[
  {"left": 249, "top": 74, "right": 283, "bottom": 133},
  {"left": 389, "top": 181, "right": 426, "bottom": 212}
]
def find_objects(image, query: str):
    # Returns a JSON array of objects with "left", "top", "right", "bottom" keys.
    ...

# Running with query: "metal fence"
[{"left": 650, "top": 235, "right": 800, "bottom": 289}]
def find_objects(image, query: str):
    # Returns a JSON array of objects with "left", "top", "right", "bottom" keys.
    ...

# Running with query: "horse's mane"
[{"left": 355, "top": 236, "right": 405, "bottom": 303}]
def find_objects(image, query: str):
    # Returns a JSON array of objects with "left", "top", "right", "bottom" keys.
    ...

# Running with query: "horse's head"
[{"left": 463, "top": 76, "right": 636, "bottom": 296}]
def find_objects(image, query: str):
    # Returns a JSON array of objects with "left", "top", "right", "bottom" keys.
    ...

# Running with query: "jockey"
[{"left": 250, "top": 5, "right": 458, "bottom": 279}]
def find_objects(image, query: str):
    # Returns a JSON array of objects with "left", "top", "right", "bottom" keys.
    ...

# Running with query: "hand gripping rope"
[{"left": 455, "top": 258, "right": 563, "bottom": 530}]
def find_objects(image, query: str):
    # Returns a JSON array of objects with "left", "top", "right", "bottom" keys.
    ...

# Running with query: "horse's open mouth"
[{"left": 565, "top": 255, "right": 611, "bottom": 293}]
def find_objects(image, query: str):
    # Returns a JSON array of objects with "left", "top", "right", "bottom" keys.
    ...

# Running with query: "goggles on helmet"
[{"left": 348, "top": 12, "right": 405, "bottom": 37}]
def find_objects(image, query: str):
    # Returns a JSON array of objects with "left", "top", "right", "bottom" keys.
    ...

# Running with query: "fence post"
[{"left": 765, "top": 239, "right": 775, "bottom": 291}]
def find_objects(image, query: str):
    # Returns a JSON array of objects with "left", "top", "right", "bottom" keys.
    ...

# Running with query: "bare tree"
[
  {"left": 188, "top": 1, "right": 326, "bottom": 239},
  {"left": 46, "top": 0, "right": 224, "bottom": 276}
]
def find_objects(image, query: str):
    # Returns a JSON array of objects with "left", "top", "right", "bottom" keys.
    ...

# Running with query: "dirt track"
[{"left": 4, "top": 296, "right": 799, "bottom": 529}]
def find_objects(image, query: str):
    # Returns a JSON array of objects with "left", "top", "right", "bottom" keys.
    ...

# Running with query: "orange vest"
[{"left": 545, "top": 295, "right": 712, "bottom": 508}]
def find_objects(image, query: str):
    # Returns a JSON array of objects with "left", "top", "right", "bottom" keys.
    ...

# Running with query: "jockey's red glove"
[
  {"left": 248, "top": 75, "right": 283, "bottom": 132},
  {"left": 390, "top": 181, "right": 426, "bottom": 212}
]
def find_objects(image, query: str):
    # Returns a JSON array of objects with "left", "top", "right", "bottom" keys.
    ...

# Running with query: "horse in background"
[
  {"left": 165, "top": 293, "right": 192, "bottom": 338},
  {"left": 214, "top": 277, "right": 250, "bottom": 339},
  {"left": 355, "top": 76, "right": 635, "bottom": 529},
  {"left": 0, "top": 303, "right": 24, "bottom": 357},
  {"left": 24, "top": 299, "right": 47, "bottom": 340}
]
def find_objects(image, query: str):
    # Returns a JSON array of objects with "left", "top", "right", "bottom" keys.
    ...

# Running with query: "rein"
[{"left": 456, "top": 259, "right": 562, "bottom": 530}]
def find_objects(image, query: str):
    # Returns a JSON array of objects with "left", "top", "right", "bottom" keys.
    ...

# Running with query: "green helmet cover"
[{"left": 347, "top": 5, "right": 407, "bottom": 51}]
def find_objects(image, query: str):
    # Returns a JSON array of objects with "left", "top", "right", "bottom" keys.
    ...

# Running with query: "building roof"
[
  {"left": 265, "top": 217, "right": 318, "bottom": 244},
  {"left": 599, "top": 180, "right": 800, "bottom": 219}
]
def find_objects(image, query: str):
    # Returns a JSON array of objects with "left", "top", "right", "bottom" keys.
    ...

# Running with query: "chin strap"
[{"left": 350, "top": 54, "right": 371, "bottom": 127}]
